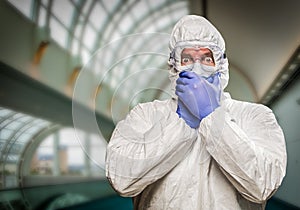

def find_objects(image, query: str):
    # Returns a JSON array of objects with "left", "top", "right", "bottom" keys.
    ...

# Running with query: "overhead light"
[
  {"left": 260, "top": 45, "right": 300, "bottom": 105},
  {"left": 275, "top": 82, "right": 282, "bottom": 88},
  {"left": 280, "top": 73, "right": 289, "bottom": 82},
  {"left": 288, "top": 63, "right": 297, "bottom": 72}
]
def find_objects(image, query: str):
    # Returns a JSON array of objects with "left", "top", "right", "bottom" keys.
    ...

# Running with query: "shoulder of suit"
[{"left": 229, "top": 98, "right": 273, "bottom": 115}]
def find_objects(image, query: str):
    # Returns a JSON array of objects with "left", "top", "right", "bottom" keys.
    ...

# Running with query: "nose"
[{"left": 193, "top": 58, "right": 202, "bottom": 63}]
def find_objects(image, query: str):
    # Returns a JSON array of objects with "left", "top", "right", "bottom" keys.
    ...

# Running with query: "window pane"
[
  {"left": 41, "top": 0, "right": 49, "bottom": 7},
  {"left": 147, "top": 0, "right": 164, "bottom": 10},
  {"left": 38, "top": 6, "right": 47, "bottom": 27},
  {"left": 9, "top": 144, "right": 22, "bottom": 154},
  {"left": 17, "top": 133, "right": 31, "bottom": 143},
  {"left": 118, "top": 14, "right": 133, "bottom": 34},
  {"left": 89, "top": 3, "right": 106, "bottom": 31},
  {"left": 72, "top": 0, "right": 81, "bottom": 7},
  {"left": 50, "top": 18, "right": 68, "bottom": 48},
  {"left": 156, "top": 14, "right": 171, "bottom": 30},
  {"left": 6, "top": 121, "right": 22, "bottom": 130},
  {"left": 81, "top": 48, "right": 91, "bottom": 65},
  {"left": 0, "top": 107, "right": 52, "bottom": 189},
  {"left": 30, "top": 127, "right": 109, "bottom": 178},
  {"left": 74, "top": 17, "right": 84, "bottom": 38},
  {"left": 67, "top": 147, "right": 84, "bottom": 175},
  {"left": 35, "top": 136, "right": 54, "bottom": 175},
  {"left": 83, "top": 25, "right": 96, "bottom": 51},
  {"left": 52, "top": 0, "right": 74, "bottom": 28},
  {"left": 71, "top": 38, "right": 79, "bottom": 55},
  {"left": 170, "top": 2, "right": 189, "bottom": 20},
  {"left": 0, "top": 109, "right": 11, "bottom": 117},
  {"left": 59, "top": 128, "right": 82, "bottom": 146},
  {"left": 5, "top": 175, "right": 17, "bottom": 188},
  {"left": 7, "top": 154, "right": 18, "bottom": 163},
  {"left": 90, "top": 133, "right": 106, "bottom": 169},
  {"left": 81, "top": 0, "right": 93, "bottom": 15},
  {"left": 26, "top": 121, "right": 47, "bottom": 134},
  {"left": 131, "top": 1, "right": 148, "bottom": 20},
  {"left": 0, "top": 128, "right": 14, "bottom": 139},
  {"left": 59, "top": 128, "right": 85, "bottom": 175},
  {"left": 8, "top": 0, "right": 33, "bottom": 19},
  {"left": 103, "top": 0, "right": 118, "bottom": 12}
]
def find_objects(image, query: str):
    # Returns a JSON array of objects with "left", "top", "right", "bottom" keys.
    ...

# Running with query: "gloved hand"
[
  {"left": 176, "top": 99, "right": 201, "bottom": 129},
  {"left": 175, "top": 71, "right": 221, "bottom": 128}
]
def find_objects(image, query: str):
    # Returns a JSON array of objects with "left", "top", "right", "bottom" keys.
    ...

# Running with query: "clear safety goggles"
[
  {"left": 169, "top": 41, "right": 226, "bottom": 72},
  {"left": 180, "top": 47, "right": 215, "bottom": 67}
]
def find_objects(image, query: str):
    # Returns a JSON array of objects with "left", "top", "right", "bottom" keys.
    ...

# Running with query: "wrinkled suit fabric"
[{"left": 106, "top": 15, "right": 287, "bottom": 210}]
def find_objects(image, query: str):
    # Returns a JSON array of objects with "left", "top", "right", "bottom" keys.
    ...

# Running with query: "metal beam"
[{"left": 0, "top": 61, "right": 115, "bottom": 140}]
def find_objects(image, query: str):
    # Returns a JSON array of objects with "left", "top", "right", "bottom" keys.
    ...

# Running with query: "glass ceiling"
[
  {"left": 0, "top": 106, "right": 108, "bottom": 189},
  {"left": 0, "top": 1, "right": 189, "bottom": 188},
  {"left": 0, "top": 107, "right": 52, "bottom": 188},
  {"left": 3, "top": 4, "right": 300, "bottom": 208},
  {"left": 6, "top": 0, "right": 189, "bottom": 120}
]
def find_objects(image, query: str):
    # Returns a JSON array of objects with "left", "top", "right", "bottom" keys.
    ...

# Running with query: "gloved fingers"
[
  {"left": 181, "top": 95, "right": 200, "bottom": 117},
  {"left": 179, "top": 71, "right": 197, "bottom": 79},
  {"left": 178, "top": 99, "right": 195, "bottom": 115},
  {"left": 175, "top": 89, "right": 187, "bottom": 100},
  {"left": 176, "top": 77, "right": 190, "bottom": 85},
  {"left": 175, "top": 90, "right": 181, "bottom": 98},
  {"left": 175, "top": 83, "right": 186, "bottom": 93},
  {"left": 177, "top": 100, "right": 201, "bottom": 128},
  {"left": 177, "top": 98, "right": 185, "bottom": 108}
]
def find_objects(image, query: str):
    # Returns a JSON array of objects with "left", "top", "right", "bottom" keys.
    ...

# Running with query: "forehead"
[{"left": 181, "top": 47, "right": 213, "bottom": 56}]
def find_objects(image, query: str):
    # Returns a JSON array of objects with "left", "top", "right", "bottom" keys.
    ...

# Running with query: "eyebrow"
[
  {"left": 181, "top": 52, "right": 213, "bottom": 57},
  {"left": 203, "top": 51, "right": 213, "bottom": 57},
  {"left": 181, "top": 53, "right": 193, "bottom": 58}
]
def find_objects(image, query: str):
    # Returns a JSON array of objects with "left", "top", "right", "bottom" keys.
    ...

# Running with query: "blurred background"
[{"left": 0, "top": 0, "right": 299, "bottom": 209}]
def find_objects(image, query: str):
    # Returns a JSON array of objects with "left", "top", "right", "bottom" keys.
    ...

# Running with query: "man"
[{"left": 106, "top": 15, "right": 287, "bottom": 209}]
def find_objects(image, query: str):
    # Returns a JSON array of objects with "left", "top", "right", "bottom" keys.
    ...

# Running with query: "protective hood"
[{"left": 168, "top": 15, "right": 229, "bottom": 97}]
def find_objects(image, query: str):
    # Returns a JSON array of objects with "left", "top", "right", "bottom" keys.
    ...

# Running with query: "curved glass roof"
[
  {"left": 2, "top": 0, "right": 189, "bottom": 189},
  {"left": 7, "top": 0, "right": 189, "bottom": 120},
  {"left": 0, "top": 107, "right": 52, "bottom": 188},
  {"left": 34, "top": 127, "right": 107, "bottom": 177},
  {"left": 0, "top": 106, "right": 108, "bottom": 189}
]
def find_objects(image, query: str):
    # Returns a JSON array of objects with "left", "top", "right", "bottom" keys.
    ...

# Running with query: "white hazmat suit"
[{"left": 106, "top": 15, "right": 287, "bottom": 210}]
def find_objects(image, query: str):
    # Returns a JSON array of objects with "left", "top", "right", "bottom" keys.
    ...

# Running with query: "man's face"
[{"left": 180, "top": 47, "right": 215, "bottom": 67}]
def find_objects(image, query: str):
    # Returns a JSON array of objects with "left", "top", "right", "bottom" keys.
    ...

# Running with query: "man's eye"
[
  {"left": 204, "top": 57, "right": 213, "bottom": 63},
  {"left": 182, "top": 58, "right": 190, "bottom": 63}
]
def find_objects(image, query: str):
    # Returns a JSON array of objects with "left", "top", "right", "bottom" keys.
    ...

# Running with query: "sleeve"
[
  {"left": 199, "top": 101, "right": 287, "bottom": 203},
  {"left": 106, "top": 101, "right": 197, "bottom": 197}
]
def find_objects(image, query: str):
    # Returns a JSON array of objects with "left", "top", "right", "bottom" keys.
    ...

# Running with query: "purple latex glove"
[
  {"left": 176, "top": 99, "right": 201, "bottom": 129},
  {"left": 175, "top": 71, "right": 221, "bottom": 128}
]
